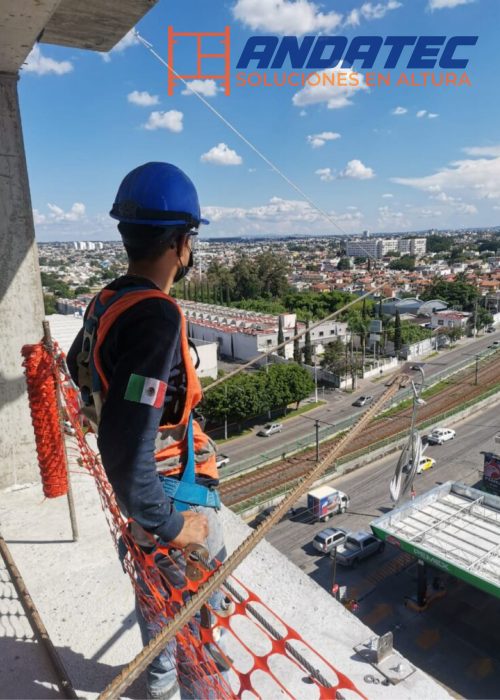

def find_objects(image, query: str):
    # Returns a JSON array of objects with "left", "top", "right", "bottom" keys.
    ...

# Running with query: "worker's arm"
[{"left": 96, "top": 300, "right": 188, "bottom": 543}]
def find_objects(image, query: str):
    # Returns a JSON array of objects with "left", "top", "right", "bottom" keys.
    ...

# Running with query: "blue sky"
[{"left": 20, "top": 0, "right": 500, "bottom": 241}]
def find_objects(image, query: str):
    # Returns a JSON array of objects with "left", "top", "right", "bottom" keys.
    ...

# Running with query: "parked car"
[
  {"left": 312, "top": 527, "right": 347, "bottom": 555},
  {"left": 257, "top": 423, "right": 283, "bottom": 437},
  {"left": 252, "top": 505, "right": 295, "bottom": 527},
  {"left": 416, "top": 456, "right": 436, "bottom": 474},
  {"left": 216, "top": 454, "right": 230, "bottom": 469},
  {"left": 488, "top": 340, "right": 500, "bottom": 348},
  {"left": 427, "top": 427, "right": 456, "bottom": 445},
  {"left": 336, "top": 532, "right": 385, "bottom": 567},
  {"left": 486, "top": 326, "right": 496, "bottom": 333},
  {"left": 352, "top": 395, "right": 373, "bottom": 408},
  {"left": 410, "top": 363, "right": 425, "bottom": 371}
]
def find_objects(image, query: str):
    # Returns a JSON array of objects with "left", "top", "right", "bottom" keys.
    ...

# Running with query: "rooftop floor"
[{"left": 0, "top": 472, "right": 450, "bottom": 699}]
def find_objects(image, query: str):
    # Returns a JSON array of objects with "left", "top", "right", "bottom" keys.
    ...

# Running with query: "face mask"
[{"left": 173, "top": 249, "right": 194, "bottom": 283}]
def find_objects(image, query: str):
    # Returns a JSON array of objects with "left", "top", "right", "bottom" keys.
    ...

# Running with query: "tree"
[
  {"left": 277, "top": 316, "right": 285, "bottom": 357},
  {"left": 321, "top": 338, "right": 346, "bottom": 374},
  {"left": 74, "top": 285, "right": 91, "bottom": 295},
  {"left": 231, "top": 256, "right": 262, "bottom": 300},
  {"left": 389, "top": 255, "right": 416, "bottom": 271},
  {"left": 394, "top": 310, "right": 402, "bottom": 353},
  {"left": 420, "top": 277, "right": 478, "bottom": 311},
  {"left": 256, "top": 252, "right": 290, "bottom": 298},
  {"left": 43, "top": 294, "right": 57, "bottom": 315},
  {"left": 337, "top": 257, "right": 351, "bottom": 271},
  {"left": 293, "top": 322, "right": 301, "bottom": 363},
  {"left": 303, "top": 319, "right": 313, "bottom": 365}
]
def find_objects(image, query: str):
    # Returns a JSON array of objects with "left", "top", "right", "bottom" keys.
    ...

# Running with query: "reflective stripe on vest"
[{"left": 80, "top": 286, "right": 218, "bottom": 481}]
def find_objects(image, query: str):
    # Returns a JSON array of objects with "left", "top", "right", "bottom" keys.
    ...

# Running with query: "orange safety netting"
[
  {"left": 21, "top": 343, "right": 68, "bottom": 498},
  {"left": 22, "top": 339, "right": 366, "bottom": 700}
]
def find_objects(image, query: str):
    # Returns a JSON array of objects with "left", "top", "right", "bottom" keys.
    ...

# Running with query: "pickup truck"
[{"left": 335, "top": 532, "right": 384, "bottom": 567}]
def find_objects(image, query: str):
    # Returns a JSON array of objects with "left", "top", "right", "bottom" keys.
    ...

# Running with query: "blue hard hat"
[{"left": 110, "top": 162, "right": 209, "bottom": 227}]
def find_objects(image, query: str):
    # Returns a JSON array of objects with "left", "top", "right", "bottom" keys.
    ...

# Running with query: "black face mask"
[{"left": 173, "top": 250, "right": 194, "bottom": 283}]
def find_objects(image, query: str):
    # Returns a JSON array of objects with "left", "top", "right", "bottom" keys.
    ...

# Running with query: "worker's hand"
[{"left": 172, "top": 510, "right": 209, "bottom": 548}]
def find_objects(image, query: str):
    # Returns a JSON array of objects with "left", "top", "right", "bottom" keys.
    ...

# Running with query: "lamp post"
[{"left": 313, "top": 349, "right": 318, "bottom": 404}]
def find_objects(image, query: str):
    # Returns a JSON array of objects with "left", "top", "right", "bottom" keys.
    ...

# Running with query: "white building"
[
  {"left": 181, "top": 301, "right": 348, "bottom": 363},
  {"left": 430, "top": 310, "right": 471, "bottom": 330},
  {"left": 345, "top": 237, "right": 427, "bottom": 259}
]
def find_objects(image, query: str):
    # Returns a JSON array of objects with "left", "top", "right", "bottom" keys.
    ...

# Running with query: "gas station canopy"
[{"left": 371, "top": 482, "right": 500, "bottom": 599}]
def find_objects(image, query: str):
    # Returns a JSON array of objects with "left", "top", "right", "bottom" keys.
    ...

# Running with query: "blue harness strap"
[{"left": 160, "top": 414, "right": 220, "bottom": 511}]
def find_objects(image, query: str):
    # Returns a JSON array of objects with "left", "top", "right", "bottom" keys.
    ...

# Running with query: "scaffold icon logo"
[{"left": 167, "top": 26, "right": 231, "bottom": 96}]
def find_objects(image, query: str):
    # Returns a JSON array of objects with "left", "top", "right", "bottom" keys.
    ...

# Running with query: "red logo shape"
[{"left": 167, "top": 25, "right": 231, "bottom": 96}]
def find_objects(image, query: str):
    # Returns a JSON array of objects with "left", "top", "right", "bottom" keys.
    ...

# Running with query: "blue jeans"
[{"left": 134, "top": 506, "right": 228, "bottom": 699}]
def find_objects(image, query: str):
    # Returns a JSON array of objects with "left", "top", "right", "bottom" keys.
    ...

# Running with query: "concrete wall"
[
  {"left": 190, "top": 340, "right": 218, "bottom": 379},
  {"left": 0, "top": 73, "right": 44, "bottom": 488}
]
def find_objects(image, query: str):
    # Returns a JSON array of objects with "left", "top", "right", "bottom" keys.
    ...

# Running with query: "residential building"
[{"left": 430, "top": 310, "right": 471, "bottom": 329}]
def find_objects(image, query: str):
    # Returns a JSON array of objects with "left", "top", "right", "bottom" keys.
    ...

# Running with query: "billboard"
[{"left": 483, "top": 452, "right": 500, "bottom": 496}]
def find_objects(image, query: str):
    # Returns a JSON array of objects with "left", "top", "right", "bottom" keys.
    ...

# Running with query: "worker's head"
[{"left": 110, "top": 162, "right": 208, "bottom": 279}]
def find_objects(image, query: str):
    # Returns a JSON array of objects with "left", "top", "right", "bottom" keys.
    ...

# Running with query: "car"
[
  {"left": 410, "top": 363, "right": 425, "bottom": 372},
  {"left": 488, "top": 340, "right": 500, "bottom": 348},
  {"left": 216, "top": 454, "right": 230, "bottom": 469},
  {"left": 252, "top": 505, "right": 295, "bottom": 527},
  {"left": 352, "top": 395, "right": 373, "bottom": 408},
  {"left": 427, "top": 427, "right": 456, "bottom": 445},
  {"left": 335, "top": 532, "right": 385, "bottom": 567},
  {"left": 416, "top": 456, "right": 436, "bottom": 474},
  {"left": 486, "top": 326, "right": 496, "bottom": 333},
  {"left": 257, "top": 423, "right": 283, "bottom": 437},
  {"left": 312, "top": 527, "right": 347, "bottom": 555}
]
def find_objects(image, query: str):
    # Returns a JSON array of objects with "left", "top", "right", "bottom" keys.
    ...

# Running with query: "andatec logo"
[
  {"left": 235, "top": 35, "right": 477, "bottom": 89},
  {"left": 167, "top": 28, "right": 477, "bottom": 95}
]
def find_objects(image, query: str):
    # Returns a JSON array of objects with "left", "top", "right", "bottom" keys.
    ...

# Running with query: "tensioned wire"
[{"left": 132, "top": 31, "right": 402, "bottom": 389}]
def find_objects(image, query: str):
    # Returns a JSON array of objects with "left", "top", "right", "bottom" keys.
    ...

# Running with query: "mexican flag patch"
[{"left": 124, "top": 374, "right": 167, "bottom": 408}]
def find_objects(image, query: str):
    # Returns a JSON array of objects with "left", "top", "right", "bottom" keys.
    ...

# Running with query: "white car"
[
  {"left": 427, "top": 428, "right": 455, "bottom": 445},
  {"left": 216, "top": 454, "right": 230, "bottom": 469},
  {"left": 257, "top": 423, "right": 283, "bottom": 437}
]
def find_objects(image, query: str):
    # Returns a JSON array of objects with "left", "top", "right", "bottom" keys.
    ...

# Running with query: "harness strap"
[{"left": 159, "top": 414, "right": 220, "bottom": 511}]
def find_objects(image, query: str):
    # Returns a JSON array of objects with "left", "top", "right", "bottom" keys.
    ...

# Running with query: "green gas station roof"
[{"left": 371, "top": 482, "right": 500, "bottom": 599}]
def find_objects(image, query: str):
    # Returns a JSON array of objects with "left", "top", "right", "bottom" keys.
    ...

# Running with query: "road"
[
  {"left": 264, "top": 401, "right": 500, "bottom": 699},
  {"left": 219, "top": 328, "right": 500, "bottom": 470}
]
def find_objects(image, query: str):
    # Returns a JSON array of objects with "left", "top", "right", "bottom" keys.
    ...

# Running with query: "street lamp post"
[
  {"left": 315, "top": 419, "right": 320, "bottom": 463},
  {"left": 313, "top": 350, "right": 318, "bottom": 404}
]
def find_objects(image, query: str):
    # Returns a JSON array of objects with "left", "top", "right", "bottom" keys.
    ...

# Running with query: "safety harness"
[{"left": 77, "top": 284, "right": 220, "bottom": 511}]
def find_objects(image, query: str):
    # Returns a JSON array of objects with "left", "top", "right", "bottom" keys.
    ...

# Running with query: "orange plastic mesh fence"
[
  {"left": 22, "top": 340, "right": 366, "bottom": 700},
  {"left": 21, "top": 343, "right": 68, "bottom": 498}
]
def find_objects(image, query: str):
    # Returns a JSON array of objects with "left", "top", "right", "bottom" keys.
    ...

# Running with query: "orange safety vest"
[{"left": 78, "top": 286, "right": 218, "bottom": 482}]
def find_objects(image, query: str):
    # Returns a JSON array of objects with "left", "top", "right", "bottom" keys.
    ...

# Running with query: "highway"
[
  {"left": 218, "top": 327, "right": 500, "bottom": 471},
  {"left": 263, "top": 401, "right": 500, "bottom": 699}
]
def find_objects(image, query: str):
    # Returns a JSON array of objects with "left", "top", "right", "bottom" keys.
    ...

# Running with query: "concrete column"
[{"left": 0, "top": 72, "right": 44, "bottom": 489}]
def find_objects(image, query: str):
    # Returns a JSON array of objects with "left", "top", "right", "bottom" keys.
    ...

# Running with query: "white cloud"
[
  {"left": 102, "top": 29, "right": 139, "bottom": 62},
  {"left": 393, "top": 149, "right": 500, "bottom": 201},
  {"left": 431, "top": 191, "right": 477, "bottom": 214},
  {"left": 428, "top": 0, "right": 473, "bottom": 9},
  {"left": 345, "top": 1, "right": 402, "bottom": 26},
  {"left": 203, "top": 196, "right": 363, "bottom": 234},
  {"left": 315, "top": 168, "right": 334, "bottom": 182},
  {"left": 23, "top": 46, "right": 73, "bottom": 76},
  {"left": 47, "top": 202, "right": 86, "bottom": 222},
  {"left": 340, "top": 159, "right": 375, "bottom": 180},
  {"left": 201, "top": 143, "right": 243, "bottom": 166},
  {"left": 33, "top": 209, "right": 47, "bottom": 225},
  {"left": 416, "top": 110, "right": 427, "bottom": 118},
  {"left": 378, "top": 205, "right": 409, "bottom": 229},
  {"left": 463, "top": 145, "right": 500, "bottom": 157},
  {"left": 181, "top": 80, "right": 221, "bottom": 97},
  {"left": 143, "top": 110, "right": 184, "bottom": 132},
  {"left": 428, "top": 113, "right": 439, "bottom": 119},
  {"left": 299, "top": 110, "right": 307, "bottom": 117},
  {"left": 292, "top": 68, "right": 368, "bottom": 110},
  {"left": 392, "top": 106, "right": 408, "bottom": 115},
  {"left": 307, "top": 131, "right": 341, "bottom": 148},
  {"left": 232, "top": 0, "right": 342, "bottom": 34},
  {"left": 382, "top": 193, "right": 394, "bottom": 198},
  {"left": 127, "top": 90, "right": 159, "bottom": 106}
]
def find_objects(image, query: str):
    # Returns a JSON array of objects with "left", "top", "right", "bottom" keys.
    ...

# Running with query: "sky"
[{"left": 19, "top": 0, "right": 500, "bottom": 241}]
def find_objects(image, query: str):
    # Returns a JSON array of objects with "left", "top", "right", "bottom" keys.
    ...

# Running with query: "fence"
[{"left": 220, "top": 347, "right": 499, "bottom": 481}]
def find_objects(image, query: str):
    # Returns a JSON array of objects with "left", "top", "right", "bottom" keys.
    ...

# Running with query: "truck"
[
  {"left": 335, "top": 531, "right": 385, "bottom": 568},
  {"left": 307, "top": 486, "right": 350, "bottom": 522}
]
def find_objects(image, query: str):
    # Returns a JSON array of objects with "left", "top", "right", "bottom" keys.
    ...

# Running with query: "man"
[{"left": 67, "top": 162, "right": 227, "bottom": 700}]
